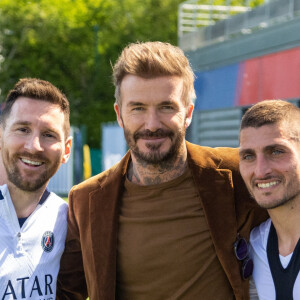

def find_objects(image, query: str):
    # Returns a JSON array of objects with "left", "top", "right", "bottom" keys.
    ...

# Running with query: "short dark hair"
[
  {"left": 1, "top": 78, "right": 70, "bottom": 138},
  {"left": 240, "top": 99, "right": 300, "bottom": 141}
]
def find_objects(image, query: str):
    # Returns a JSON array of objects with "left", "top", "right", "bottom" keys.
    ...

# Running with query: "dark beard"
[{"left": 124, "top": 127, "right": 186, "bottom": 166}]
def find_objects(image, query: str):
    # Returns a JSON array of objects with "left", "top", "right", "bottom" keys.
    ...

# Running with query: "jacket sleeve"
[{"left": 56, "top": 187, "right": 88, "bottom": 300}]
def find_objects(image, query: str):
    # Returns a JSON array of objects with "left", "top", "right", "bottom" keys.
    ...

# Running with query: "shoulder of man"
[
  {"left": 69, "top": 151, "right": 131, "bottom": 199},
  {"left": 186, "top": 141, "right": 239, "bottom": 171}
]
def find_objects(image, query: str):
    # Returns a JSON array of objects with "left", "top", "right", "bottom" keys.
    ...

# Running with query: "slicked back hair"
[
  {"left": 112, "top": 41, "right": 196, "bottom": 108},
  {"left": 1, "top": 78, "right": 70, "bottom": 138}
]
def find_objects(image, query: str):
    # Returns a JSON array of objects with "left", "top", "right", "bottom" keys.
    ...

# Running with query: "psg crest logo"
[{"left": 41, "top": 231, "right": 55, "bottom": 252}]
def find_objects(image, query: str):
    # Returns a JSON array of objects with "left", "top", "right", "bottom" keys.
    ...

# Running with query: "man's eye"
[
  {"left": 17, "top": 127, "right": 29, "bottom": 133},
  {"left": 132, "top": 107, "right": 144, "bottom": 111},
  {"left": 161, "top": 105, "right": 173, "bottom": 110},
  {"left": 272, "top": 149, "right": 284, "bottom": 155},
  {"left": 44, "top": 133, "right": 55, "bottom": 138},
  {"left": 242, "top": 154, "right": 254, "bottom": 161}
]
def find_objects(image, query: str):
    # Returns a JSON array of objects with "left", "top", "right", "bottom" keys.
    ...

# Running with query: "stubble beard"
[
  {"left": 250, "top": 176, "right": 300, "bottom": 209},
  {"left": 2, "top": 152, "right": 61, "bottom": 192}
]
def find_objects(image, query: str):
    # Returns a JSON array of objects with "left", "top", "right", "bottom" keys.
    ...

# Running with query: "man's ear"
[
  {"left": 185, "top": 103, "right": 194, "bottom": 128},
  {"left": 61, "top": 136, "right": 72, "bottom": 164},
  {"left": 114, "top": 103, "right": 124, "bottom": 128}
]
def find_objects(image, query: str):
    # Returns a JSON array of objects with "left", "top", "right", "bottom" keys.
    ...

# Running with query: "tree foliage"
[{"left": 0, "top": 0, "right": 263, "bottom": 147}]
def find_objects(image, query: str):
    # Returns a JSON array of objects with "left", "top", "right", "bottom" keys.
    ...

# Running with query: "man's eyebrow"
[
  {"left": 160, "top": 101, "right": 173, "bottom": 104},
  {"left": 127, "top": 101, "right": 146, "bottom": 107},
  {"left": 238, "top": 148, "right": 254, "bottom": 156},
  {"left": 11, "top": 121, "right": 31, "bottom": 126},
  {"left": 265, "top": 144, "right": 283, "bottom": 149},
  {"left": 264, "top": 144, "right": 289, "bottom": 151},
  {"left": 239, "top": 144, "right": 286, "bottom": 155}
]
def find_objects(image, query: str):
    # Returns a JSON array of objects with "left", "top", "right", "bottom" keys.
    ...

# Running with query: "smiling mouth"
[
  {"left": 256, "top": 181, "right": 279, "bottom": 189},
  {"left": 21, "top": 158, "right": 43, "bottom": 167},
  {"left": 141, "top": 136, "right": 167, "bottom": 140}
]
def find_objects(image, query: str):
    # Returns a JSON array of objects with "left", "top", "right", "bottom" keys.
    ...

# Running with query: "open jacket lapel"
[
  {"left": 88, "top": 153, "right": 130, "bottom": 299},
  {"left": 187, "top": 142, "right": 244, "bottom": 295}
]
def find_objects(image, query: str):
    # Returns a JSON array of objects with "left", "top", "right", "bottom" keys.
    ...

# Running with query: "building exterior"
[{"left": 180, "top": 0, "right": 300, "bottom": 146}]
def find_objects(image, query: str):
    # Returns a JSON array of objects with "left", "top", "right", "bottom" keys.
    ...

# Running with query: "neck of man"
[
  {"left": 128, "top": 145, "right": 188, "bottom": 186},
  {"left": 7, "top": 182, "right": 47, "bottom": 218},
  {"left": 268, "top": 197, "right": 300, "bottom": 256}
]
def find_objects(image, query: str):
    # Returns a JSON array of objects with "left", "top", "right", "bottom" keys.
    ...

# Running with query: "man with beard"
[
  {"left": 239, "top": 100, "right": 300, "bottom": 300},
  {"left": 57, "top": 41, "right": 267, "bottom": 299},
  {"left": 0, "top": 78, "right": 72, "bottom": 298}
]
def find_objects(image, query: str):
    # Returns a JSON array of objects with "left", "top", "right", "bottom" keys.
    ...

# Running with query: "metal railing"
[
  {"left": 178, "top": 0, "right": 251, "bottom": 37},
  {"left": 179, "top": 0, "right": 299, "bottom": 51},
  {"left": 190, "top": 107, "right": 243, "bottom": 147}
]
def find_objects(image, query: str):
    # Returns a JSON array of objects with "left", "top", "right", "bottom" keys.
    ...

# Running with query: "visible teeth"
[
  {"left": 21, "top": 158, "right": 42, "bottom": 166},
  {"left": 257, "top": 181, "right": 278, "bottom": 188}
]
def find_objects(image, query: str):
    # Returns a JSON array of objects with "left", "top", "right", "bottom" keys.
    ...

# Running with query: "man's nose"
[
  {"left": 24, "top": 135, "right": 43, "bottom": 152},
  {"left": 254, "top": 155, "right": 272, "bottom": 178},
  {"left": 144, "top": 110, "right": 161, "bottom": 131}
]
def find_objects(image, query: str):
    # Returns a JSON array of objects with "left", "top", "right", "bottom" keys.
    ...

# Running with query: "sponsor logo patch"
[{"left": 41, "top": 231, "right": 54, "bottom": 252}]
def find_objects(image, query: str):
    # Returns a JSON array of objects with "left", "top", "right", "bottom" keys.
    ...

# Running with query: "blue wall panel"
[{"left": 194, "top": 63, "right": 240, "bottom": 110}]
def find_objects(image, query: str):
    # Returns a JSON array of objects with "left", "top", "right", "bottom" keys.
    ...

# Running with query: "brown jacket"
[{"left": 57, "top": 142, "right": 268, "bottom": 299}]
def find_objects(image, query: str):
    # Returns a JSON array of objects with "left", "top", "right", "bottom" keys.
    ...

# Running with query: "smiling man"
[
  {"left": 239, "top": 100, "right": 300, "bottom": 299},
  {"left": 57, "top": 41, "right": 267, "bottom": 300},
  {"left": 0, "top": 78, "right": 72, "bottom": 299}
]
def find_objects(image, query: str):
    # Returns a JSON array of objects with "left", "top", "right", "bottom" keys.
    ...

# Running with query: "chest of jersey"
[{"left": 0, "top": 186, "right": 67, "bottom": 300}]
